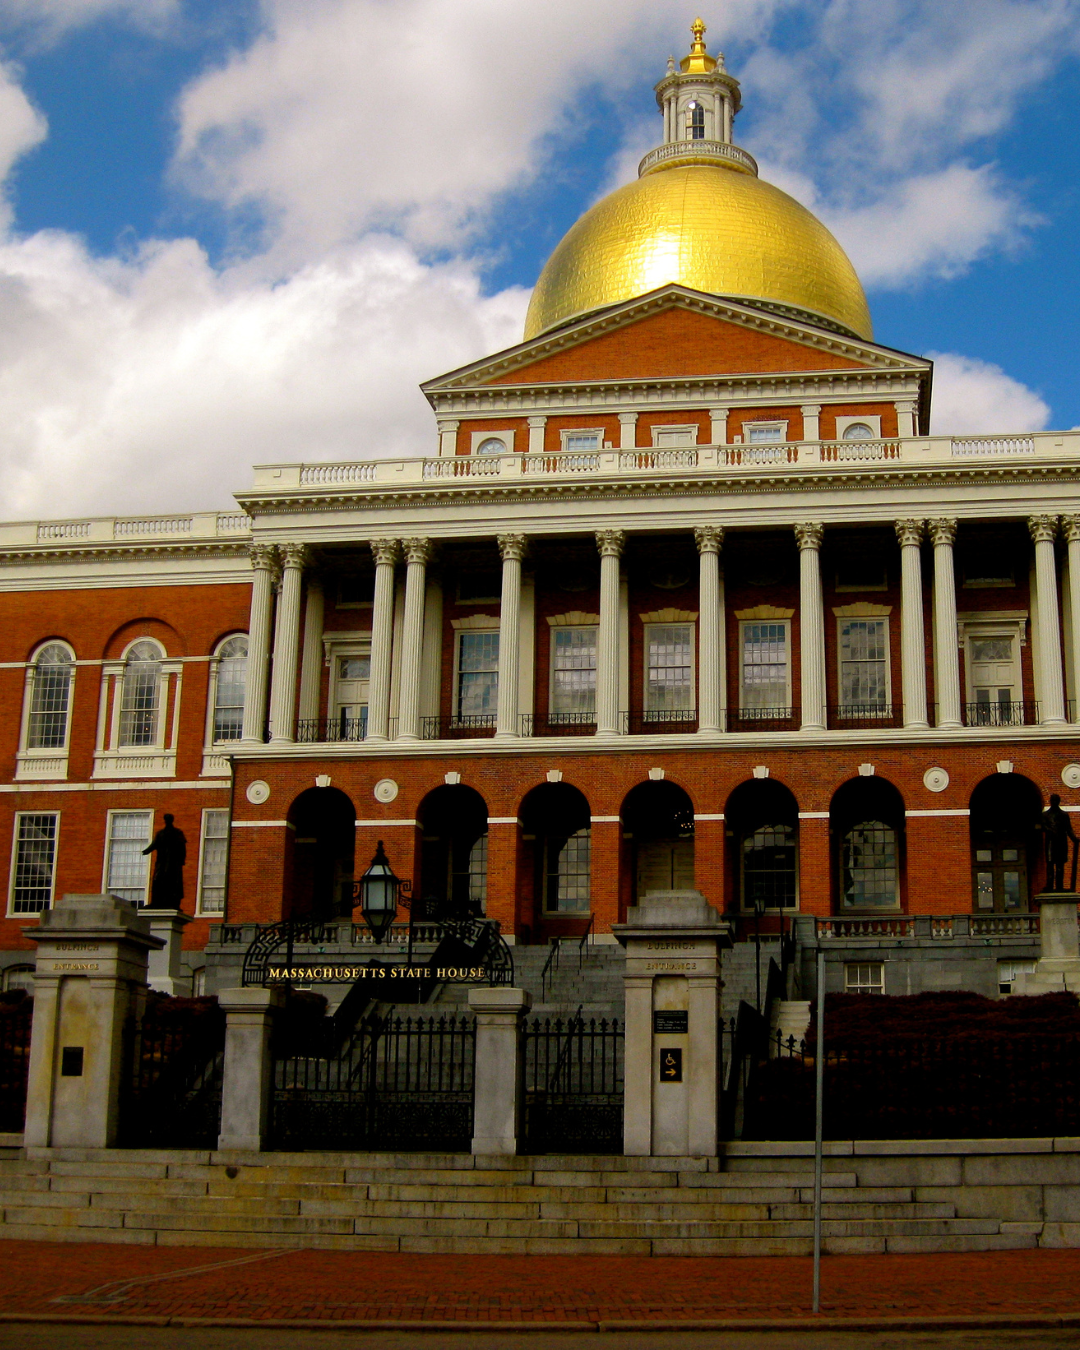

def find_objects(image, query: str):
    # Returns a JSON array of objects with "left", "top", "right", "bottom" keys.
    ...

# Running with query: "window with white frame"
[
  {"left": 2, "top": 965, "right": 34, "bottom": 994},
  {"left": 740, "top": 621, "right": 790, "bottom": 714},
  {"left": 844, "top": 961, "right": 885, "bottom": 994},
  {"left": 9, "top": 812, "right": 58, "bottom": 914},
  {"left": 104, "top": 811, "right": 152, "bottom": 906},
  {"left": 744, "top": 421, "right": 787, "bottom": 443},
  {"left": 644, "top": 623, "right": 694, "bottom": 718},
  {"left": 962, "top": 618, "right": 1025, "bottom": 725},
  {"left": 118, "top": 641, "right": 163, "bottom": 747},
  {"left": 329, "top": 649, "right": 370, "bottom": 739},
  {"left": 456, "top": 631, "right": 499, "bottom": 723},
  {"left": 550, "top": 627, "right": 597, "bottom": 722},
  {"left": 197, "top": 809, "right": 229, "bottom": 915},
  {"left": 26, "top": 644, "right": 74, "bottom": 749},
  {"left": 836, "top": 414, "right": 882, "bottom": 442},
  {"left": 212, "top": 635, "right": 247, "bottom": 742},
  {"left": 652, "top": 425, "right": 698, "bottom": 447},
  {"left": 561, "top": 429, "right": 602, "bottom": 454},
  {"left": 838, "top": 618, "right": 890, "bottom": 714},
  {"left": 544, "top": 830, "right": 592, "bottom": 912}
]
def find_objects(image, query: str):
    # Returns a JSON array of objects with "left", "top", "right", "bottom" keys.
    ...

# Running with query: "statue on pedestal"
[
  {"left": 142, "top": 813, "right": 187, "bottom": 909},
  {"left": 1041, "top": 794, "right": 1078, "bottom": 893}
]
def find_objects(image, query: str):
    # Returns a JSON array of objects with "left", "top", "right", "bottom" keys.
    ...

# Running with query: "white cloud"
[
  {"left": 0, "top": 57, "right": 45, "bottom": 198},
  {"left": 0, "top": 0, "right": 178, "bottom": 43},
  {"left": 929, "top": 351, "right": 1051, "bottom": 435}
]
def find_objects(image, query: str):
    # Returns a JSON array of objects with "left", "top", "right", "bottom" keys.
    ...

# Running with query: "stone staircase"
[
  {"left": 0, "top": 1143, "right": 1047, "bottom": 1255},
  {"left": 433, "top": 941, "right": 626, "bottom": 1020}
]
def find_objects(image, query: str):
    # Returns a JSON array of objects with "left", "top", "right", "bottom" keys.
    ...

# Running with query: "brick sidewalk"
[{"left": 1, "top": 1242, "right": 1080, "bottom": 1329}]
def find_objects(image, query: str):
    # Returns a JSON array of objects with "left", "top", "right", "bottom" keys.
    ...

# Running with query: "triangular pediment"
[{"left": 422, "top": 287, "right": 930, "bottom": 395}]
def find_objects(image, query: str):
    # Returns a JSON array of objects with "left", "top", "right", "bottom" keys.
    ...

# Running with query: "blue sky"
[{"left": 0, "top": 0, "right": 1076, "bottom": 517}]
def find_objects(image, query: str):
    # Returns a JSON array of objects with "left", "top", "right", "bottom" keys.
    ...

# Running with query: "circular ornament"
[
  {"left": 374, "top": 778, "right": 399, "bottom": 804},
  {"left": 1062, "top": 764, "right": 1080, "bottom": 790},
  {"left": 246, "top": 780, "right": 270, "bottom": 805},
  {"left": 923, "top": 767, "right": 949, "bottom": 794}
]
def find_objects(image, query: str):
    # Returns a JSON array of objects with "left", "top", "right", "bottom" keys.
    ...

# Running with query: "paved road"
[{"left": 4, "top": 1327, "right": 1080, "bottom": 1350}]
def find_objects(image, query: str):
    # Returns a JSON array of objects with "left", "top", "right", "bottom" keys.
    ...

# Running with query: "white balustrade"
[
  {"left": 299, "top": 463, "right": 376, "bottom": 485},
  {"left": 951, "top": 436, "right": 1035, "bottom": 457}
]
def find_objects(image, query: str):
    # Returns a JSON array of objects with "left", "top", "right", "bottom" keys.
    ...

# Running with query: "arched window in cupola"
[{"left": 686, "top": 100, "right": 705, "bottom": 139}]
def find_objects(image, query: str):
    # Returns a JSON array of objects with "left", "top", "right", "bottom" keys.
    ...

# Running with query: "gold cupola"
[{"left": 523, "top": 20, "right": 872, "bottom": 342}]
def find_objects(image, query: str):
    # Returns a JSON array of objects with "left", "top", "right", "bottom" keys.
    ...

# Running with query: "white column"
[
  {"left": 1030, "top": 515, "right": 1066, "bottom": 726},
  {"left": 527, "top": 416, "right": 547, "bottom": 455},
  {"left": 396, "top": 538, "right": 432, "bottom": 741},
  {"left": 795, "top": 523, "right": 826, "bottom": 731},
  {"left": 297, "top": 578, "right": 324, "bottom": 727},
  {"left": 367, "top": 539, "right": 399, "bottom": 742},
  {"left": 495, "top": 533, "right": 527, "bottom": 739},
  {"left": 619, "top": 413, "right": 639, "bottom": 449},
  {"left": 895, "top": 400, "right": 918, "bottom": 438},
  {"left": 268, "top": 543, "right": 309, "bottom": 743},
  {"left": 241, "top": 543, "right": 277, "bottom": 743},
  {"left": 694, "top": 525, "right": 724, "bottom": 734},
  {"left": 1065, "top": 516, "right": 1080, "bottom": 724},
  {"left": 723, "top": 96, "right": 733, "bottom": 142},
  {"left": 801, "top": 404, "right": 821, "bottom": 443},
  {"left": 895, "top": 519, "right": 928, "bottom": 729},
  {"left": 930, "top": 519, "right": 962, "bottom": 729},
  {"left": 437, "top": 419, "right": 459, "bottom": 457},
  {"left": 709, "top": 406, "right": 729, "bottom": 445},
  {"left": 596, "top": 529, "right": 626, "bottom": 735}
]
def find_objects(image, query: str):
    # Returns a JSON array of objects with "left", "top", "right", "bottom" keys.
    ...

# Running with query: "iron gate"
[
  {"left": 120, "top": 997, "right": 225, "bottom": 1147},
  {"left": 0, "top": 996, "right": 32, "bottom": 1134},
  {"left": 523, "top": 1015, "right": 624, "bottom": 1154},
  {"left": 271, "top": 1010, "right": 475, "bottom": 1151}
]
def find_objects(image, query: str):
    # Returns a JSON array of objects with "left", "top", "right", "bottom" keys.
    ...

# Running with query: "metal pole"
[
  {"left": 755, "top": 909, "right": 762, "bottom": 1013},
  {"left": 813, "top": 947, "right": 825, "bottom": 1314}
]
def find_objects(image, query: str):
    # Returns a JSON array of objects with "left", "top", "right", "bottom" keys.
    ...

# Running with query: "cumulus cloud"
[
  {"left": 929, "top": 352, "right": 1051, "bottom": 435},
  {"left": 0, "top": 57, "right": 46, "bottom": 200}
]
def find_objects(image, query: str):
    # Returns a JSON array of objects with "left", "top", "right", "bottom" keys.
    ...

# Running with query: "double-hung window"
[
  {"left": 104, "top": 811, "right": 152, "bottom": 906},
  {"left": 212, "top": 635, "right": 247, "bottom": 742},
  {"left": 644, "top": 624, "right": 694, "bottom": 720},
  {"left": 456, "top": 631, "right": 499, "bottom": 724},
  {"left": 550, "top": 627, "right": 597, "bottom": 723},
  {"left": 119, "top": 641, "right": 163, "bottom": 747},
  {"left": 9, "top": 812, "right": 58, "bottom": 915},
  {"left": 27, "top": 645, "right": 74, "bottom": 749},
  {"left": 838, "top": 618, "right": 889, "bottom": 715},
  {"left": 740, "top": 621, "right": 790, "bottom": 715},
  {"left": 544, "top": 830, "right": 592, "bottom": 912},
  {"left": 197, "top": 809, "right": 229, "bottom": 915}
]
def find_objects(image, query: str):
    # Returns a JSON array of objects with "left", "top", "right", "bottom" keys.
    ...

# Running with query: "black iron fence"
[
  {"left": 518, "top": 712, "right": 597, "bottom": 736},
  {"left": 962, "top": 700, "right": 1039, "bottom": 727},
  {"left": 120, "top": 997, "right": 225, "bottom": 1148},
  {"left": 271, "top": 1010, "right": 475, "bottom": 1152},
  {"left": 726, "top": 707, "right": 798, "bottom": 732},
  {"left": 621, "top": 709, "right": 698, "bottom": 734},
  {"left": 0, "top": 996, "right": 32, "bottom": 1133},
  {"left": 522, "top": 1014, "right": 623, "bottom": 1154},
  {"left": 420, "top": 715, "right": 497, "bottom": 739}
]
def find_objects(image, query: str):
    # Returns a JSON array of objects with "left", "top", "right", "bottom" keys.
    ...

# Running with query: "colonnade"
[{"left": 241, "top": 515, "right": 1080, "bottom": 744}]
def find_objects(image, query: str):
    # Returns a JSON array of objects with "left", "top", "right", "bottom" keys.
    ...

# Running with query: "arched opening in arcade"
[
  {"left": 285, "top": 786, "right": 357, "bottom": 921},
  {"left": 969, "top": 774, "right": 1043, "bottom": 912},
  {"left": 725, "top": 779, "right": 799, "bottom": 913},
  {"left": 622, "top": 780, "right": 695, "bottom": 904},
  {"left": 520, "top": 782, "right": 592, "bottom": 942},
  {"left": 830, "top": 778, "right": 905, "bottom": 912},
  {"left": 417, "top": 785, "right": 488, "bottom": 920}
]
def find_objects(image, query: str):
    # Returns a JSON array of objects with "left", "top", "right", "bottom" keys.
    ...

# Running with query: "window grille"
[
  {"left": 213, "top": 636, "right": 247, "bottom": 742},
  {"left": 839, "top": 619, "right": 888, "bottom": 711},
  {"left": 545, "top": 829, "right": 591, "bottom": 913},
  {"left": 741, "top": 622, "right": 788, "bottom": 710},
  {"left": 10, "top": 813, "right": 58, "bottom": 914},
  {"left": 742, "top": 823, "right": 797, "bottom": 909},
  {"left": 119, "top": 641, "right": 162, "bottom": 747},
  {"left": 198, "top": 810, "right": 230, "bottom": 915},
  {"left": 645, "top": 624, "right": 693, "bottom": 714},
  {"left": 551, "top": 627, "right": 597, "bottom": 719},
  {"left": 27, "top": 645, "right": 73, "bottom": 749},
  {"left": 105, "top": 811, "right": 152, "bottom": 906},
  {"left": 457, "top": 632, "right": 499, "bottom": 719}
]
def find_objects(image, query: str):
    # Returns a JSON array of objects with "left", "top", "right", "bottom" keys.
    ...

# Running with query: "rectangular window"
[
  {"left": 28, "top": 662, "right": 72, "bottom": 749},
  {"left": 644, "top": 623, "right": 694, "bottom": 717},
  {"left": 104, "top": 811, "right": 152, "bottom": 907},
  {"left": 213, "top": 659, "right": 246, "bottom": 742},
  {"left": 545, "top": 831, "right": 591, "bottom": 913},
  {"left": 550, "top": 627, "right": 597, "bottom": 721},
  {"left": 745, "top": 422, "right": 785, "bottom": 443},
  {"left": 844, "top": 961, "right": 885, "bottom": 995},
  {"left": 653, "top": 425, "right": 697, "bottom": 447},
  {"left": 197, "top": 810, "right": 229, "bottom": 916},
  {"left": 838, "top": 619, "right": 889, "bottom": 714},
  {"left": 740, "top": 621, "right": 790, "bottom": 713},
  {"left": 119, "top": 664, "right": 159, "bottom": 746},
  {"left": 998, "top": 959, "right": 1036, "bottom": 994},
  {"left": 10, "top": 813, "right": 58, "bottom": 914},
  {"left": 456, "top": 631, "right": 499, "bottom": 722},
  {"left": 563, "top": 431, "right": 601, "bottom": 453},
  {"left": 332, "top": 653, "right": 370, "bottom": 739}
]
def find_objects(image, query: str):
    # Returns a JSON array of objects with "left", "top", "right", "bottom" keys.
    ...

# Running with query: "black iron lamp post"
[{"left": 357, "top": 840, "right": 401, "bottom": 944}]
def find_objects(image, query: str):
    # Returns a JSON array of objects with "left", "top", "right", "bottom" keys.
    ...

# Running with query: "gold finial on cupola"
[{"left": 681, "top": 17, "right": 718, "bottom": 73}]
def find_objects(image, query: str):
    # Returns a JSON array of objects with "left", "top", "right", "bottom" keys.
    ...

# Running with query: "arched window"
[
  {"left": 27, "top": 644, "right": 73, "bottom": 749},
  {"left": 119, "top": 640, "right": 163, "bottom": 747},
  {"left": 521, "top": 783, "right": 592, "bottom": 918},
  {"left": 213, "top": 635, "right": 248, "bottom": 742},
  {"left": 840, "top": 821, "right": 898, "bottom": 907},
  {"left": 687, "top": 101, "right": 705, "bottom": 139},
  {"left": 727, "top": 780, "right": 799, "bottom": 912},
  {"left": 476, "top": 437, "right": 506, "bottom": 456},
  {"left": 841, "top": 422, "right": 875, "bottom": 441}
]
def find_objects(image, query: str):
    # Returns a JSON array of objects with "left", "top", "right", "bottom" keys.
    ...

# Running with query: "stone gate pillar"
[
  {"left": 24, "top": 894, "right": 162, "bottom": 1149},
  {"left": 614, "top": 892, "right": 731, "bottom": 1157}
]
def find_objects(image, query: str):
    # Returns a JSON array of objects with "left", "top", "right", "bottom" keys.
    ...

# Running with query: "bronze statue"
[
  {"left": 142, "top": 813, "right": 187, "bottom": 908},
  {"left": 1041, "top": 794, "right": 1079, "bottom": 892}
]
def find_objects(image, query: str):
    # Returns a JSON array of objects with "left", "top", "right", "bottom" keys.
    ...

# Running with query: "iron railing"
[
  {"left": 518, "top": 712, "right": 598, "bottom": 736},
  {"left": 0, "top": 997, "right": 32, "bottom": 1133},
  {"left": 421, "top": 715, "right": 497, "bottom": 739},
  {"left": 962, "top": 701, "right": 1039, "bottom": 727},
  {"left": 726, "top": 707, "right": 798, "bottom": 732},
  {"left": 522, "top": 1013, "right": 624, "bottom": 1154},
  {"left": 621, "top": 709, "right": 698, "bottom": 734},
  {"left": 827, "top": 703, "right": 899, "bottom": 727}
]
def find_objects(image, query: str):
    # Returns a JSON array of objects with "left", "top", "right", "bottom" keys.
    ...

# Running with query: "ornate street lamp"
[{"left": 357, "top": 840, "right": 401, "bottom": 944}]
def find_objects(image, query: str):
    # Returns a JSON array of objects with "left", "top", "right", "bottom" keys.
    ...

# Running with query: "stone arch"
[
  {"left": 285, "top": 786, "right": 357, "bottom": 921},
  {"left": 724, "top": 779, "right": 799, "bottom": 912},
  {"left": 416, "top": 784, "right": 489, "bottom": 920},
  {"left": 621, "top": 779, "right": 695, "bottom": 903}
]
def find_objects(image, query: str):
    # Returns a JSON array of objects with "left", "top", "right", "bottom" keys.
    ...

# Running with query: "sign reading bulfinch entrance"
[{"left": 659, "top": 1047, "right": 683, "bottom": 1082}]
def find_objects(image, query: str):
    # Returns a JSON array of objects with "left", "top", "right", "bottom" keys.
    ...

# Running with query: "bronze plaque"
[
  {"left": 659, "top": 1047, "right": 683, "bottom": 1082},
  {"left": 654, "top": 1010, "right": 688, "bottom": 1034}
]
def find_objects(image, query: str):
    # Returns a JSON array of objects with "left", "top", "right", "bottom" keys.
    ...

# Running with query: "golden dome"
[{"left": 524, "top": 163, "right": 873, "bottom": 342}]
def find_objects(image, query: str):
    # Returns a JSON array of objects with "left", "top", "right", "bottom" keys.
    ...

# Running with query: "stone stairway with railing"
[
  {"left": 0, "top": 1142, "right": 1047, "bottom": 1255},
  {"left": 430, "top": 940, "right": 627, "bottom": 1020}
]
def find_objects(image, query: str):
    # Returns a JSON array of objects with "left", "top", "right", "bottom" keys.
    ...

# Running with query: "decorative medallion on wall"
[
  {"left": 246, "top": 780, "right": 270, "bottom": 805},
  {"left": 374, "top": 778, "right": 399, "bottom": 804},
  {"left": 1062, "top": 764, "right": 1080, "bottom": 790},
  {"left": 923, "top": 767, "right": 949, "bottom": 793}
]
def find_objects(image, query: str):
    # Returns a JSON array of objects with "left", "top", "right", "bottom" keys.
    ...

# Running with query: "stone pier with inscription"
[
  {"left": 23, "top": 893, "right": 162, "bottom": 1149},
  {"left": 614, "top": 891, "right": 732, "bottom": 1157}
]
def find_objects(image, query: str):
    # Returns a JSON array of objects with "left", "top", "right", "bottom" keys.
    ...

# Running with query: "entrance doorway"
[
  {"left": 969, "top": 774, "right": 1042, "bottom": 911},
  {"left": 286, "top": 787, "right": 357, "bottom": 920},
  {"left": 622, "top": 781, "right": 695, "bottom": 901}
]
